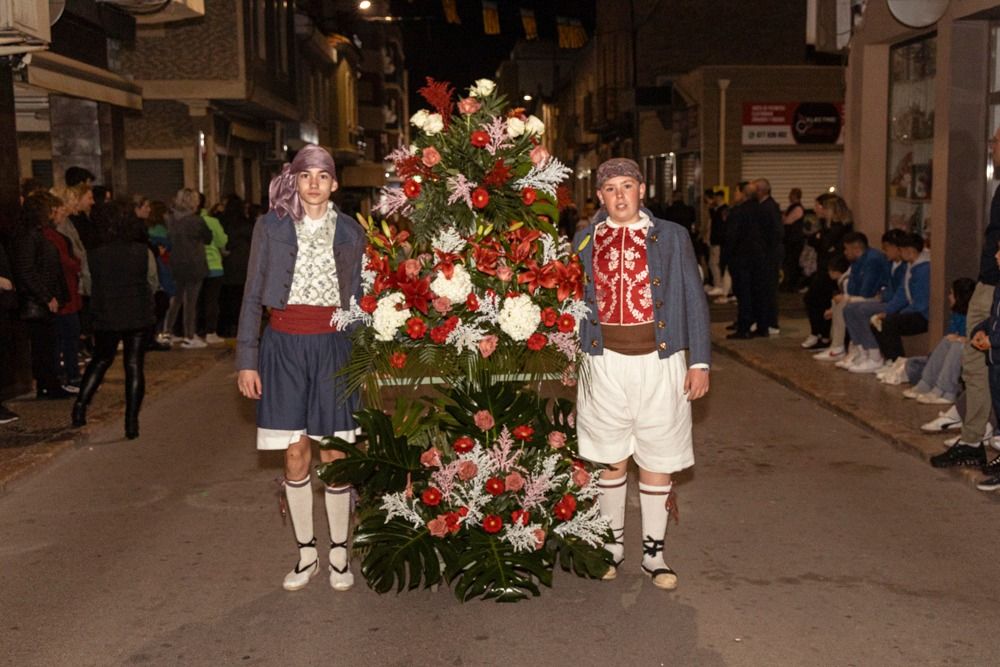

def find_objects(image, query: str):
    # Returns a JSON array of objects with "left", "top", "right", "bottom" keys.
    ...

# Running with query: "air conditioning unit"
[{"left": 0, "top": 0, "right": 50, "bottom": 56}]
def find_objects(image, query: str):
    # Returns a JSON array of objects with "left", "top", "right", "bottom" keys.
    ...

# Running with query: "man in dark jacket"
[
  {"left": 754, "top": 178, "right": 783, "bottom": 333},
  {"left": 0, "top": 240, "right": 18, "bottom": 423},
  {"left": 725, "top": 182, "right": 766, "bottom": 338}
]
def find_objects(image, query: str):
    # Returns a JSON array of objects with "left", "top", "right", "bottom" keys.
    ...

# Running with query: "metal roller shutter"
[{"left": 741, "top": 150, "right": 842, "bottom": 208}]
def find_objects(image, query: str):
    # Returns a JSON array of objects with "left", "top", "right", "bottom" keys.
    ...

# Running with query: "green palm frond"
[
  {"left": 448, "top": 529, "right": 554, "bottom": 602},
  {"left": 354, "top": 514, "right": 456, "bottom": 593}
]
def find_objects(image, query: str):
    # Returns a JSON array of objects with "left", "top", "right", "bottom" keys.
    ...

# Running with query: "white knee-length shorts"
[{"left": 577, "top": 349, "right": 694, "bottom": 474}]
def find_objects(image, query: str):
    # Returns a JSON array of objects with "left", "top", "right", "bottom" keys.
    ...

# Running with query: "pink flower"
[
  {"left": 427, "top": 516, "right": 449, "bottom": 538},
  {"left": 572, "top": 467, "right": 590, "bottom": 488},
  {"left": 478, "top": 335, "right": 498, "bottom": 358},
  {"left": 533, "top": 528, "right": 547, "bottom": 550},
  {"left": 530, "top": 144, "right": 550, "bottom": 166},
  {"left": 457, "top": 97, "right": 482, "bottom": 114},
  {"left": 505, "top": 471, "right": 525, "bottom": 492},
  {"left": 421, "top": 146, "right": 441, "bottom": 167},
  {"left": 474, "top": 410, "right": 495, "bottom": 431},
  {"left": 547, "top": 431, "right": 567, "bottom": 449},
  {"left": 402, "top": 258, "right": 422, "bottom": 280},
  {"left": 496, "top": 265, "right": 514, "bottom": 282},
  {"left": 458, "top": 460, "right": 479, "bottom": 481},
  {"left": 420, "top": 447, "right": 442, "bottom": 468},
  {"left": 432, "top": 296, "right": 452, "bottom": 314}
]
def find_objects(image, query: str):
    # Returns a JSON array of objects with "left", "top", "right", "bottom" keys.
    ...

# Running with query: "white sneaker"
[
  {"left": 923, "top": 410, "right": 963, "bottom": 433},
  {"left": 204, "top": 333, "right": 225, "bottom": 345},
  {"left": 849, "top": 358, "right": 885, "bottom": 374},
  {"left": 705, "top": 286, "right": 725, "bottom": 296},
  {"left": 942, "top": 423, "right": 994, "bottom": 445},
  {"left": 917, "top": 392, "right": 953, "bottom": 406},
  {"left": 156, "top": 332, "right": 173, "bottom": 346},
  {"left": 813, "top": 347, "right": 845, "bottom": 361},
  {"left": 181, "top": 336, "right": 207, "bottom": 349},
  {"left": 768, "top": 327, "right": 781, "bottom": 336},
  {"left": 169, "top": 335, "right": 185, "bottom": 344},
  {"left": 282, "top": 560, "right": 320, "bottom": 591},
  {"left": 329, "top": 565, "right": 355, "bottom": 592},
  {"left": 801, "top": 335, "right": 819, "bottom": 349},
  {"left": 902, "top": 387, "right": 925, "bottom": 399}
]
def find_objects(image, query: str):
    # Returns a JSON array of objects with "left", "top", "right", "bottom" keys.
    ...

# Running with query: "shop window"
[{"left": 887, "top": 34, "right": 936, "bottom": 237}]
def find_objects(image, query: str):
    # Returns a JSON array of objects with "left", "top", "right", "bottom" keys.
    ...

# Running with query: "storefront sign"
[{"left": 742, "top": 102, "right": 844, "bottom": 146}]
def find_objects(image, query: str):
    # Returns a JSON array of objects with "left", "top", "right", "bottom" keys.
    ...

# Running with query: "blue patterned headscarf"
[{"left": 267, "top": 144, "right": 338, "bottom": 220}]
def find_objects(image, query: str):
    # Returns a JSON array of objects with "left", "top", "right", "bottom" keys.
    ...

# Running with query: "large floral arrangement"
[
  {"left": 321, "top": 78, "right": 609, "bottom": 602},
  {"left": 332, "top": 77, "right": 586, "bottom": 403}
]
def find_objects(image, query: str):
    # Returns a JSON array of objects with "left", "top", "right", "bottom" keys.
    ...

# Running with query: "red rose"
[
  {"left": 540, "top": 307, "right": 558, "bottom": 327},
  {"left": 485, "top": 477, "right": 505, "bottom": 496},
  {"left": 403, "top": 178, "right": 422, "bottom": 198},
  {"left": 470, "top": 130, "right": 490, "bottom": 148},
  {"left": 427, "top": 516, "right": 449, "bottom": 537},
  {"left": 526, "top": 332, "right": 547, "bottom": 351},
  {"left": 359, "top": 295, "right": 378, "bottom": 314},
  {"left": 512, "top": 424, "right": 534, "bottom": 441},
  {"left": 510, "top": 509, "right": 530, "bottom": 526},
  {"left": 429, "top": 325, "right": 450, "bottom": 344},
  {"left": 421, "top": 487, "right": 443, "bottom": 506},
  {"left": 521, "top": 187, "right": 537, "bottom": 206},
  {"left": 466, "top": 293, "right": 479, "bottom": 311},
  {"left": 406, "top": 317, "right": 427, "bottom": 339},
  {"left": 471, "top": 188, "right": 490, "bottom": 209},
  {"left": 482, "top": 514, "right": 503, "bottom": 534},
  {"left": 453, "top": 435, "right": 475, "bottom": 454},
  {"left": 557, "top": 313, "right": 576, "bottom": 333},
  {"left": 389, "top": 351, "right": 407, "bottom": 369}
]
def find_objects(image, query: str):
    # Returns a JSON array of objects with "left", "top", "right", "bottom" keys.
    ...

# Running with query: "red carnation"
[
  {"left": 485, "top": 477, "right": 505, "bottom": 496},
  {"left": 430, "top": 324, "right": 450, "bottom": 344},
  {"left": 526, "top": 332, "right": 547, "bottom": 351},
  {"left": 444, "top": 511, "right": 462, "bottom": 534},
  {"left": 453, "top": 435, "right": 475, "bottom": 454},
  {"left": 512, "top": 424, "right": 534, "bottom": 441},
  {"left": 521, "top": 187, "right": 537, "bottom": 206},
  {"left": 421, "top": 487, "right": 443, "bottom": 507},
  {"left": 403, "top": 179, "right": 422, "bottom": 199},
  {"left": 511, "top": 509, "right": 530, "bottom": 526},
  {"left": 406, "top": 317, "right": 427, "bottom": 340},
  {"left": 466, "top": 293, "right": 479, "bottom": 311},
  {"left": 389, "top": 351, "right": 407, "bottom": 369},
  {"left": 557, "top": 313, "right": 576, "bottom": 333},
  {"left": 540, "top": 307, "right": 558, "bottom": 327},
  {"left": 457, "top": 506, "right": 469, "bottom": 517},
  {"left": 359, "top": 295, "right": 378, "bottom": 314},
  {"left": 470, "top": 130, "right": 490, "bottom": 148},
  {"left": 471, "top": 188, "right": 490, "bottom": 209},
  {"left": 482, "top": 514, "right": 503, "bottom": 534},
  {"left": 553, "top": 493, "right": 577, "bottom": 521}
]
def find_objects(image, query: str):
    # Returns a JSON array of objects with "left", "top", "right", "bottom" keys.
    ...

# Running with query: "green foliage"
[
  {"left": 448, "top": 529, "right": 554, "bottom": 602},
  {"left": 355, "top": 515, "right": 453, "bottom": 593},
  {"left": 552, "top": 534, "right": 614, "bottom": 580}
]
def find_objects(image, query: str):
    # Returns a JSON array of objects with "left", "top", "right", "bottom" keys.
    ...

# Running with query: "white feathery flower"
[
  {"left": 540, "top": 233, "right": 558, "bottom": 265},
  {"left": 330, "top": 295, "right": 372, "bottom": 330},
  {"left": 430, "top": 264, "right": 473, "bottom": 303},
  {"left": 372, "top": 292, "right": 410, "bottom": 341},
  {"left": 524, "top": 115, "right": 545, "bottom": 136},
  {"left": 553, "top": 504, "right": 611, "bottom": 548},
  {"left": 361, "top": 268, "right": 376, "bottom": 291},
  {"left": 561, "top": 298, "right": 591, "bottom": 321},
  {"left": 514, "top": 157, "right": 573, "bottom": 198},
  {"left": 380, "top": 492, "right": 425, "bottom": 529},
  {"left": 431, "top": 227, "right": 467, "bottom": 254},
  {"left": 447, "top": 321, "right": 488, "bottom": 354},
  {"left": 501, "top": 522, "right": 544, "bottom": 554},
  {"left": 498, "top": 294, "right": 541, "bottom": 342},
  {"left": 475, "top": 290, "right": 501, "bottom": 326}
]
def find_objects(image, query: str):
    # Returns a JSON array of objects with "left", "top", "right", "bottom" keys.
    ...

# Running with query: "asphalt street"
[{"left": 1, "top": 352, "right": 997, "bottom": 666}]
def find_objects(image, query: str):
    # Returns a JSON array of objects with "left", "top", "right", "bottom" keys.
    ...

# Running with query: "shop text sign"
[{"left": 742, "top": 102, "right": 844, "bottom": 146}]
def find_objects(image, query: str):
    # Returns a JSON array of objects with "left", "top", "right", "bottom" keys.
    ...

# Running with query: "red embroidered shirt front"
[{"left": 593, "top": 219, "right": 654, "bottom": 325}]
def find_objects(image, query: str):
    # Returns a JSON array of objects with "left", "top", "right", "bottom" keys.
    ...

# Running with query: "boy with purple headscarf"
[{"left": 236, "top": 144, "right": 365, "bottom": 592}]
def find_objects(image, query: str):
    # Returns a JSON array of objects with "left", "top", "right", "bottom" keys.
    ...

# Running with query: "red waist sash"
[{"left": 269, "top": 305, "right": 338, "bottom": 334}]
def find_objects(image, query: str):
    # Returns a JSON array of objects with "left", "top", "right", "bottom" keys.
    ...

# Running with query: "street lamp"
[
  {"left": 523, "top": 94, "right": 532, "bottom": 102},
  {"left": 358, "top": 0, "right": 372, "bottom": 10}
]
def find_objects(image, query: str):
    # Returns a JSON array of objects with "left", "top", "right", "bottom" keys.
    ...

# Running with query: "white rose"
[
  {"left": 498, "top": 295, "right": 541, "bottom": 342},
  {"left": 372, "top": 293, "right": 411, "bottom": 341},
  {"left": 471, "top": 79, "right": 496, "bottom": 98},
  {"left": 423, "top": 113, "right": 444, "bottom": 136},
  {"left": 507, "top": 117, "right": 525, "bottom": 138},
  {"left": 410, "top": 109, "right": 430, "bottom": 128},
  {"left": 430, "top": 264, "right": 473, "bottom": 304},
  {"left": 524, "top": 115, "right": 545, "bottom": 136}
]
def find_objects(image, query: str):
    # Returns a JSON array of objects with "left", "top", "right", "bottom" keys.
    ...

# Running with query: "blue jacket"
[
  {"left": 846, "top": 247, "right": 890, "bottom": 299},
  {"left": 948, "top": 313, "right": 966, "bottom": 336},
  {"left": 882, "top": 261, "right": 907, "bottom": 303},
  {"left": 235, "top": 205, "right": 365, "bottom": 371},
  {"left": 884, "top": 250, "right": 931, "bottom": 320},
  {"left": 574, "top": 208, "right": 711, "bottom": 366}
]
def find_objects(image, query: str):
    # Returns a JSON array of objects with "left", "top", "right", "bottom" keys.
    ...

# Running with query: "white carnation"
[
  {"left": 372, "top": 292, "right": 410, "bottom": 341},
  {"left": 471, "top": 79, "right": 496, "bottom": 97},
  {"left": 498, "top": 294, "right": 541, "bottom": 342},
  {"left": 423, "top": 113, "right": 444, "bottom": 135},
  {"left": 506, "top": 117, "right": 525, "bottom": 138},
  {"left": 430, "top": 264, "right": 473, "bottom": 303},
  {"left": 410, "top": 109, "right": 430, "bottom": 128},
  {"left": 524, "top": 115, "right": 545, "bottom": 136}
]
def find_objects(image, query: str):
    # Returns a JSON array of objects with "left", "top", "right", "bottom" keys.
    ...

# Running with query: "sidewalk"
[
  {"left": 0, "top": 343, "right": 233, "bottom": 491},
  {"left": 712, "top": 313, "right": 993, "bottom": 494}
]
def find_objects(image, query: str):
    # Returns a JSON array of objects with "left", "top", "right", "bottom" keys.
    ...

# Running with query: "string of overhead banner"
[{"left": 441, "top": 0, "right": 588, "bottom": 47}]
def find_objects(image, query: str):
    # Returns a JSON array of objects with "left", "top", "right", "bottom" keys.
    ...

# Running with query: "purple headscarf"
[{"left": 268, "top": 144, "right": 338, "bottom": 220}]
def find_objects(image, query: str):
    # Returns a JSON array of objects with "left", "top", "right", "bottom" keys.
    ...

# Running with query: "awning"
[
  {"left": 26, "top": 51, "right": 143, "bottom": 110},
  {"left": 340, "top": 163, "right": 386, "bottom": 189}
]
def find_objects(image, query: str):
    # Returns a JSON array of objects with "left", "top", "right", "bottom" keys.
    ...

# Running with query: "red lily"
[
  {"left": 399, "top": 275, "right": 433, "bottom": 315},
  {"left": 552, "top": 259, "right": 584, "bottom": 301},
  {"left": 517, "top": 260, "right": 558, "bottom": 295},
  {"left": 434, "top": 249, "right": 462, "bottom": 279}
]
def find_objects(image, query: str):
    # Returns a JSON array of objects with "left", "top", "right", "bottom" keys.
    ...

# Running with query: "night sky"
[{"left": 389, "top": 0, "right": 595, "bottom": 106}]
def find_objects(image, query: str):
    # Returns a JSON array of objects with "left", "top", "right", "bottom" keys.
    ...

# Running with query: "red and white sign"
[{"left": 742, "top": 102, "right": 844, "bottom": 146}]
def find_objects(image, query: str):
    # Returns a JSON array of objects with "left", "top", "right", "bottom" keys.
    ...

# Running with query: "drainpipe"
[{"left": 717, "top": 78, "right": 730, "bottom": 187}]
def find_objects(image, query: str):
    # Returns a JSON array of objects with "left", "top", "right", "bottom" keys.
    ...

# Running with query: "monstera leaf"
[
  {"left": 552, "top": 534, "right": 614, "bottom": 580},
  {"left": 440, "top": 377, "right": 541, "bottom": 435},
  {"left": 448, "top": 529, "right": 555, "bottom": 603},
  {"left": 318, "top": 408, "right": 424, "bottom": 500},
  {"left": 355, "top": 514, "right": 456, "bottom": 593}
]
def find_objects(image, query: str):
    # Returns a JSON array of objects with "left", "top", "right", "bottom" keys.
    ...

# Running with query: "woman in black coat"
[
  {"left": 10, "top": 193, "right": 72, "bottom": 399},
  {"left": 71, "top": 201, "right": 157, "bottom": 439}
]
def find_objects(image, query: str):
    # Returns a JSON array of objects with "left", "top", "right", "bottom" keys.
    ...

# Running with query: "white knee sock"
[
  {"left": 638, "top": 481, "right": 672, "bottom": 571},
  {"left": 597, "top": 474, "right": 628, "bottom": 563},
  {"left": 285, "top": 476, "right": 317, "bottom": 569},
  {"left": 325, "top": 484, "right": 352, "bottom": 572}
]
